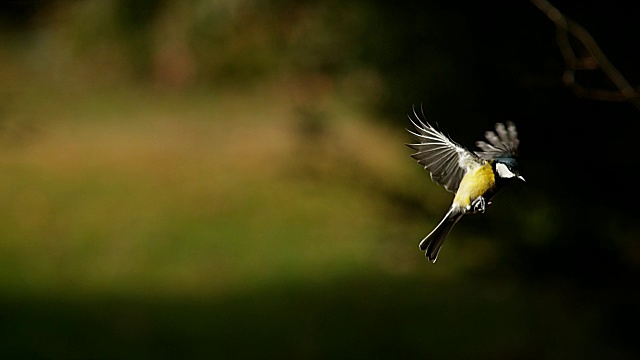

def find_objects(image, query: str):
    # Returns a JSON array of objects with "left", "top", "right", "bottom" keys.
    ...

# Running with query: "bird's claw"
[{"left": 469, "top": 197, "right": 490, "bottom": 214}]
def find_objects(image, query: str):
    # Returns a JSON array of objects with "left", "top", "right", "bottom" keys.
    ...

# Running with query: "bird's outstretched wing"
[
  {"left": 406, "top": 107, "right": 482, "bottom": 193},
  {"left": 475, "top": 121, "right": 520, "bottom": 159}
]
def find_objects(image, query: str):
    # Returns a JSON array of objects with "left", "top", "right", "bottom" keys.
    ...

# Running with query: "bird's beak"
[{"left": 517, "top": 175, "right": 526, "bottom": 182}]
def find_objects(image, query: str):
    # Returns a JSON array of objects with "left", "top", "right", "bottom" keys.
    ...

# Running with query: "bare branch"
[{"left": 530, "top": 0, "right": 640, "bottom": 110}]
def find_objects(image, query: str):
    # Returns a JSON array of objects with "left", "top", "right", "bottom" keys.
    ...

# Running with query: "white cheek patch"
[{"left": 496, "top": 162, "right": 516, "bottom": 178}]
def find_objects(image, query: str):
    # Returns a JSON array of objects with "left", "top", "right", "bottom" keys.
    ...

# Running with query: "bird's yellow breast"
[{"left": 453, "top": 162, "right": 495, "bottom": 208}]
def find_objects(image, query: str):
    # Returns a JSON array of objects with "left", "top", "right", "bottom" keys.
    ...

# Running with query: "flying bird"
[{"left": 406, "top": 107, "right": 524, "bottom": 263}]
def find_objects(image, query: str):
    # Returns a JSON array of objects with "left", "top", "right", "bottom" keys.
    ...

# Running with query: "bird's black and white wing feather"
[
  {"left": 406, "top": 108, "right": 482, "bottom": 193},
  {"left": 475, "top": 121, "right": 520, "bottom": 159}
]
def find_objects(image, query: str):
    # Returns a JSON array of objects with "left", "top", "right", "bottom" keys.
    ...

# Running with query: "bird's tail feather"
[{"left": 419, "top": 207, "right": 464, "bottom": 263}]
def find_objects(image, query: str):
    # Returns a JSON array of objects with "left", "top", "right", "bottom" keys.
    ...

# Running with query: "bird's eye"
[{"left": 496, "top": 163, "right": 515, "bottom": 178}]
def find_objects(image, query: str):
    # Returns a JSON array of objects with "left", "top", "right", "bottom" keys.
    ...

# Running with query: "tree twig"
[{"left": 530, "top": 0, "right": 640, "bottom": 111}]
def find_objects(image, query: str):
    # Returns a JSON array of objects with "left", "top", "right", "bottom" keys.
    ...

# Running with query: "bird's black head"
[{"left": 494, "top": 157, "right": 525, "bottom": 181}]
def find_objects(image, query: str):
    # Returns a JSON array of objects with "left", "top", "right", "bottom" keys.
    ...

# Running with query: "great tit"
[{"left": 406, "top": 107, "right": 524, "bottom": 263}]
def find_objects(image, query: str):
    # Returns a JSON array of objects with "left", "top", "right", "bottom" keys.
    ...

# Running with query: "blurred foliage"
[{"left": 0, "top": 0, "right": 639, "bottom": 358}]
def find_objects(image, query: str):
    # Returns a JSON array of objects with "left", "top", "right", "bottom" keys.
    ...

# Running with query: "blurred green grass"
[{"left": 0, "top": 83, "right": 444, "bottom": 297}]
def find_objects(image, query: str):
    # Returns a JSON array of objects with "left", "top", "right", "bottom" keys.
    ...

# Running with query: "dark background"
[{"left": 1, "top": 0, "right": 639, "bottom": 358}]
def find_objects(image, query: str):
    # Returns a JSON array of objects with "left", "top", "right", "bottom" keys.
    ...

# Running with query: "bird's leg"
[{"left": 470, "top": 196, "right": 486, "bottom": 214}]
